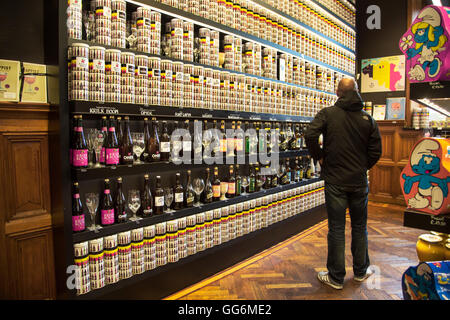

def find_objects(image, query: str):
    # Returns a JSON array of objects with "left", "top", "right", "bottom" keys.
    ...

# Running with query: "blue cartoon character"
[
  {"left": 404, "top": 7, "right": 448, "bottom": 81},
  {"left": 402, "top": 139, "right": 450, "bottom": 210}
]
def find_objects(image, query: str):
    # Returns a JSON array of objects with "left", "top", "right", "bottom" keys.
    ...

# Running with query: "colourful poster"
[
  {"left": 361, "top": 55, "right": 406, "bottom": 93},
  {"left": 372, "top": 104, "right": 386, "bottom": 121}
]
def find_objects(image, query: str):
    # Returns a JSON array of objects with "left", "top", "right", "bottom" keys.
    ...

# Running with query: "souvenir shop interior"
[{"left": 0, "top": 0, "right": 448, "bottom": 301}]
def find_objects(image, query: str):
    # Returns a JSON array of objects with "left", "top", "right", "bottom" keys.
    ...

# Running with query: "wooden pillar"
[{"left": 405, "top": 0, "right": 426, "bottom": 128}]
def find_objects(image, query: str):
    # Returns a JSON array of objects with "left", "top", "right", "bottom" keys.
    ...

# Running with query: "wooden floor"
[{"left": 165, "top": 202, "right": 424, "bottom": 300}]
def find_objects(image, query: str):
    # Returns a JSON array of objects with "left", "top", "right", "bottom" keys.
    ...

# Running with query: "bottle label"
[
  {"left": 72, "top": 214, "right": 85, "bottom": 232},
  {"left": 236, "top": 139, "right": 244, "bottom": 151},
  {"left": 175, "top": 192, "right": 183, "bottom": 203},
  {"left": 213, "top": 186, "right": 220, "bottom": 198},
  {"left": 249, "top": 179, "right": 255, "bottom": 191},
  {"left": 213, "top": 185, "right": 221, "bottom": 198},
  {"left": 183, "top": 141, "right": 192, "bottom": 152},
  {"left": 122, "top": 153, "right": 134, "bottom": 162},
  {"left": 151, "top": 152, "right": 161, "bottom": 161},
  {"left": 160, "top": 142, "right": 170, "bottom": 153},
  {"left": 228, "top": 183, "right": 235, "bottom": 194},
  {"left": 73, "top": 149, "right": 88, "bottom": 167},
  {"left": 155, "top": 196, "right": 164, "bottom": 207},
  {"left": 117, "top": 211, "right": 127, "bottom": 221},
  {"left": 101, "top": 209, "right": 114, "bottom": 225},
  {"left": 106, "top": 148, "right": 120, "bottom": 165},
  {"left": 142, "top": 207, "right": 152, "bottom": 216},
  {"left": 220, "top": 139, "right": 227, "bottom": 152},
  {"left": 172, "top": 141, "right": 182, "bottom": 151}
]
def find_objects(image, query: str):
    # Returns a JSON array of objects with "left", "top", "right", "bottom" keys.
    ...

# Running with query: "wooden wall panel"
[
  {"left": 379, "top": 128, "right": 396, "bottom": 162},
  {"left": 0, "top": 103, "right": 56, "bottom": 300},
  {"left": 6, "top": 229, "right": 55, "bottom": 299},
  {"left": 369, "top": 122, "right": 422, "bottom": 206},
  {"left": 2, "top": 134, "right": 50, "bottom": 222}
]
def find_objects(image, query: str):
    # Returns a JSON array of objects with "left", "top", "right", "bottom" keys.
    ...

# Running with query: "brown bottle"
[
  {"left": 154, "top": 176, "right": 164, "bottom": 214},
  {"left": 174, "top": 173, "right": 184, "bottom": 210},
  {"left": 115, "top": 177, "right": 127, "bottom": 223},
  {"left": 202, "top": 167, "right": 213, "bottom": 203},
  {"left": 212, "top": 167, "right": 221, "bottom": 201},
  {"left": 143, "top": 117, "right": 151, "bottom": 162},
  {"left": 149, "top": 118, "right": 161, "bottom": 162},
  {"left": 120, "top": 116, "right": 134, "bottom": 165},
  {"left": 160, "top": 121, "right": 170, "bottom": 162},
  {"left": 184, "top": 170, "right": 195, "bottom": 208},
  {"left": 141, "top": 175, "right": 153, "bottom": 217},
  {"left": 227, "top": 165, "right": 236, "bottom": 198}
]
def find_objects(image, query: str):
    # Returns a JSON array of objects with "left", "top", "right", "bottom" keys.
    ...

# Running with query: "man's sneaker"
[
  {"left": 317, "top": 271, "right": 344, "bottom": 290},
  {"left": 354, "top": 267, "right": 374, "bottom": 282}
]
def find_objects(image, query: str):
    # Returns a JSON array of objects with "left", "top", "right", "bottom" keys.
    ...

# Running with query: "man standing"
[{"left": 305, "top": 78, "right": 382, "bottom": 290}]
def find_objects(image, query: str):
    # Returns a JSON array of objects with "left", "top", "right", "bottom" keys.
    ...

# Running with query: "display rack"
[
  {"left": 55, "top": 0, "right": 355, "bottom": 299},
  {"left": 250, "top": 0, "right": 355, "bottom": 54},
  {"left": 124, "top": 0, "right": 355, "bottom": 77},
  {"left": 403, "top": 81, "right": 450, "bottom": 233}
]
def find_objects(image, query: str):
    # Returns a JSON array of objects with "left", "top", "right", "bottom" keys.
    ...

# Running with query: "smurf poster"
[
  {"left": 400, "top": 138, "right": 450, "bottom": 215},
  {"left": 399, "top": 5, "right": 450, "bottom": 83}
]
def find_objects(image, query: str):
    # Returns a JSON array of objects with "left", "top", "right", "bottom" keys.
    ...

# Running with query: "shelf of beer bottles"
[
  {"left": 71, "top": 177, "right": 321, "bottom": 243},
  {"left": 70, "top": 101, "right": 314, "bottom": 123},
  {"left": 72, "top": 150, "right": 310, "bottom": 181}
]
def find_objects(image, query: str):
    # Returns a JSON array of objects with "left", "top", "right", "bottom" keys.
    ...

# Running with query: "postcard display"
[{"left": 61, "top": 0, "right": 356, "bottom": 297}]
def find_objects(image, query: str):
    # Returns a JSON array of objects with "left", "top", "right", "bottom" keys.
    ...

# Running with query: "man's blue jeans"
[{"left": 325, "top": 183, "right": 370, "bottom": 285}]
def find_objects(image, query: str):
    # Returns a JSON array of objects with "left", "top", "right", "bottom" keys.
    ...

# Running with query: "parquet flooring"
[{"left": 165, "top": 202, "right": 425, "bottom": 300}]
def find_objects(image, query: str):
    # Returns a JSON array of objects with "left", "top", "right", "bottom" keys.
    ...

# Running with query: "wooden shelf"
[{"left": 73, "top": 150, "right": 309, "bottom": 181}]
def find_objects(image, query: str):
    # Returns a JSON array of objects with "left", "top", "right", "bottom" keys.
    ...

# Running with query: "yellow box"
[
  {"left": 21, "top": 62, "right": 47, "bottom": 103},
  {"left": 0, "top": 59, "right": 20, "bottom": 102}
]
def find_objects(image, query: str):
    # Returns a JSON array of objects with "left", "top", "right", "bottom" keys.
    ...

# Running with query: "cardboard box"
[
  {"left": 21, "top": 62, "right": 47, "bottom": 103},
  {"left": 0, "top": 59, "right": 20, "bottom": 102}
]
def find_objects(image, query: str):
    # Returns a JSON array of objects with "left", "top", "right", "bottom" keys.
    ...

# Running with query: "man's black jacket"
[{"left": 305, "top": 90, "right": 382, "bottom": 188}]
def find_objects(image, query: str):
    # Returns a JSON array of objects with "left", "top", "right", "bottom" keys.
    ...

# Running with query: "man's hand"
[{"left": 319, "top": 159, "right": 323, "bottom": 166}]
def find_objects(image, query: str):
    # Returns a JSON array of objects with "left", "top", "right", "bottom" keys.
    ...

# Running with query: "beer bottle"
[
  {"left": 115, "top": 177, "right": 127, "bottom": 223},
  {"left": 174, "top": 173, "right": 184, "bottom": 210},
  {"left": 72, "top": 182, "right": 85, "bottom": 232},
  {"left": 154, "top": 176, "right": 164, "bottom": 214},
  {"left": 100, "top": 179, "right": 115, "bottom": 226},
  {"left": 141, "top": 174, "right": 153, "bottom": 217},
  {"left": 120, "top": 116, "right": 134, "bottom": 165}
]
